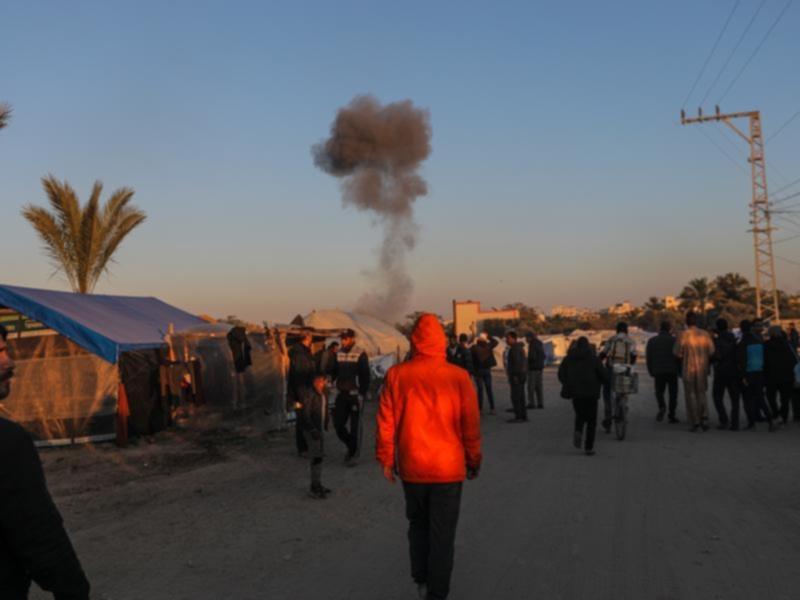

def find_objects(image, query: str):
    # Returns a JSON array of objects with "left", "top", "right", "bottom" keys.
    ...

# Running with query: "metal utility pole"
[{"left": 681, "top": 106, "right": 781, "bottom": 322}]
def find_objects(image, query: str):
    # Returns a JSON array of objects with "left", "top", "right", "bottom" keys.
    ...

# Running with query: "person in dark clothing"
[
  {"left": 470, "top": 333, "right": 498, "bottom": 414},
  {"left": 505, "top": 331, "right": 528, "bottom": 423},
  {"left": 315, "top": 340, "right": 339, "bottom": 377},
  {"left": 298, "top": 374, "right": 332, "bottom": 499},
  {"left": 451, "top": 334, "right": 474, "bottom": 374},
  {"left": 0, "top": 325, "right": 91, "bottom": 600},
  {"left": 763, "top": 325, "right": 797, "bottom": 425},
  {"left": 558, "top": 337, "right": 606, "bottom": 455},
  {"left": 646, "top": 321, "right": 680, "bottom": 423},
  {"left": 332, "top": 329, "right": 371, "bottom": 465},
  {"left": 711, "top": 319, "right": 742, "bottom": 430},
  {"left": 789, "top": 322, "right": 800, "bottom": 351},
  {"left": 737, "top": 320, "right": 774, "bottom": 431},
  {"left": 446, "top": 335, "right": 459, "bottom": 365},
  {"left": 287, "top": 333, "right": 317, "bottom": 456},
  {"left": 525, "top": 332, "right": 545, "bottom": 409}
]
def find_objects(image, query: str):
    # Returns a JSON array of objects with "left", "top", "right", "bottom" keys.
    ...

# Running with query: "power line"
[
  {"left": 769, "top": 175, "right": 800, "bottom": 198},
  {"left": 695, "top": 127, "right": 748, "bottom": 174},
  {"left": 682, "top": 0, "right": 741, "bottom": 108},
  {"left": 767, "top": 109, "right": 800, "bottom": 142},
  {"left": 774, "top": 233, "right": 800, "bottom": 244},
  {"left": 718, "top": 0, "right": 794, "bottom": 103},
  {"left": 775, "top": 254, "right": 800, "bottom": 267},
  {"left": 699, "top": 0, "right": 767, "bottom": 106},
  {"left": 773, "top": 190, "right": 800, "bottom": 205}
]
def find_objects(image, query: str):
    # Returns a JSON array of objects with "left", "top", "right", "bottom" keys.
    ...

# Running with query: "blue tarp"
[{"left": 0, "top": 284, "right": 206, "bottom": 364}]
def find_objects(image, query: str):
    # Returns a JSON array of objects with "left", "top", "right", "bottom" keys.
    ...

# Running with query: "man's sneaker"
[
  {"left": 584, "top": 449, "right": 595, "bottom": 456},
  {"left": 689, "top": 425, "right": 700, "bottom": 433},
  {"left": 526, "top": 404, "right": 535, "bottom": 409},
  {"left": 489, "top": 408, "right": 496, "bottom": 415},
  {"left": 656, "top": 409, "right": 665, "bottom": 422},
  {"left": 309, "top": 486, "right": 327, "bottom": 500},
  {"left": 505, "top": 408, "right": 515, "bottom": 413},
  {"left": 416, "top": 583, "right": 427, "bottom": 599},
  {"left": 573, "top": 431, "right": 582, "bottom": 449},
  {"left": 602, "top": 418, "right": 611, "bottom": 433},
  {"left": 700, "top": 423, "right": 710, "bottom": 432},
  {"left": 668, "top": 415, "right": 680, "bottom": 424},
  {"left": 345, "top": 455, "right": 359, "bottom": 468}
]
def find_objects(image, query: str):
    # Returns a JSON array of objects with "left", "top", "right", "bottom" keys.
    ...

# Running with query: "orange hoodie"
[{"left": 376, "top": 314, "right": 482, "bottom": 483}]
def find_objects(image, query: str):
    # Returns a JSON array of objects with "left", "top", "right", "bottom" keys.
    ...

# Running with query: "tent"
[
  {"left": 302, "top": 309, "right": 410, "bottom": 358},
  {"left": 0, "top": 285, "right": 285, "bottom": 444}
]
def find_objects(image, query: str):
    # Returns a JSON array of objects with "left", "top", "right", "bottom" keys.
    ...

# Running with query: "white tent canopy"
[{"left": 303, "top": 309, "right": 410, "bottom": 358}]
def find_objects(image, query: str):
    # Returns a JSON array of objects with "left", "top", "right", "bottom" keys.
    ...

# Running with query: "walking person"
[
  {"left": 525, "top": 331, "right": 545, "bottom": 409},
  {"left": 0, "top": 325, "right": 91, "bottom": 600},
  {"left": 763, "top": 325, "right": 797, "bottom": 426},
  {"left": 451, "top": 334, "right": 474, "bottom": 374},
  {"left": 788, "top": 322, "right": 800, "bottom": 352},
  {"left": 601, "top": 322, "right": 637, "bottom": 433},
  {"left": 376, "top": 314, "right": 481, "bottom": 600},
  {"left": 674, "top": 312, "right": 715, "bottom": 432},
  {"left": 505, "top": 331, "right": 528, "bottom": 423},
  {"left": 298, "top": 374, "right": 332, "bottom": 499},
  {"left": 332, "top": 329, "right": 371, "bottom": 465},
  {"left": 645, "top": 321, "right": 680, "bottom": 423},
  {"left": 737, "top": 319, "right": 774, "bottom": 432},
  {"left": 711, "top": 319, "right": 742, "bottom": 430},
  {"left": 558, "top": 337, "right": 606, "bottom": 455},
  {"left": 470, "top": 332, "right": 498, "bottom": 414},
  {"left": 287, "top": 332, "right": 317, "bottom": 456}
]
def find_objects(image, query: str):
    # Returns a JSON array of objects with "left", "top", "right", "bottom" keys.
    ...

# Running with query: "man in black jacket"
[
  {"left": 452, "top": 334, "right": 474, "bottom": 374},
  {"left": 298, "top": 374, "right": 332, "bottom": 499},
  {"left": 505, "top": 331, "right": 528, "bottom": 423},
  {"left": 471, "top": 333, "right": 498, "bottom": 414},
  {"left": 0, "top": 326, "right": 91, "bottom": 600},
  {"left": 525, "top": 332, "right": 545, "bottom": 409},
  {"left": 711, "top": 319, "right": 741, "bottom": 430},
  {"left": 287, "top": 332, "right": 317, "bottom": 456},
  {"left": 332, "top": 329, "right": 371, "bottom": 465},
  {"left": 646, "top": 321, "right": 680, "bottom": 423}
]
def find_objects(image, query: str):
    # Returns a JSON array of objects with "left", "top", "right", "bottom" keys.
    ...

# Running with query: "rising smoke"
[{"left": 313, "top": 95, "right": 432, "bottom": 320}]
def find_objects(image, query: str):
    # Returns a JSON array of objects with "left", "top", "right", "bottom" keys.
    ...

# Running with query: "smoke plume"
[{"left": 313, "top": 95, "right": 431, "bottom": 320}]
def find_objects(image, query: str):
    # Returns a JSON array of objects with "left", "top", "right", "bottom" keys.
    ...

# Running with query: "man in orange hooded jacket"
[{"left": 376, "top": 314, "right": 482, "bottom": 600}]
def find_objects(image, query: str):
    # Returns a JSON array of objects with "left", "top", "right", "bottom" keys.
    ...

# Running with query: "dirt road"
[{"left": 33, "top": 369, "right": 800, "bottom": 600}]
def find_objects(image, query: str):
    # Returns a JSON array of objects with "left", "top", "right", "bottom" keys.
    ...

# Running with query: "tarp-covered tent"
[
  {"left": 303, "top": 309, "right": 410, "bottom": 358},
  {"left": 0, "top": 285, "right": 206, "bottom": 444}
]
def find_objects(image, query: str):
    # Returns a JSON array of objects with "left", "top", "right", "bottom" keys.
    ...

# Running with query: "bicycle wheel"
[{"left": 615, "top": 395, "right": 627, "bottom": 441}]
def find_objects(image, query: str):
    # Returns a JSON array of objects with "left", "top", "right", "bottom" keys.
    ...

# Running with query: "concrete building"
[
  {"left": 551, "top": 305, "right": 592, "bottom": 319},
  {"left": 453, "top": 300, "right": 520, "bottom": 338},
  {"left": 609, "top": 301, "right": 635, "bottom": 316}
]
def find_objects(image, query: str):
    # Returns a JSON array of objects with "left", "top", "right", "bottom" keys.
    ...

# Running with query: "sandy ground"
[{"left": 32, "top": 368, "right": 800, "bottom": 600}]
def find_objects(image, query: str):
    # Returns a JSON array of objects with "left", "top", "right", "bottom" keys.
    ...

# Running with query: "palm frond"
[
  {"left": 24, "top": 178, "right": 145, "bottom": 293},
  {"left": 0, "top": 104, "right": 11, "bottom": 130}
]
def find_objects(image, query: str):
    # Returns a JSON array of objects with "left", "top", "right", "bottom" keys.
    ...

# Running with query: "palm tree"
[
  {"left": 0, "top": 103, "right": 11, "bottom": 130},
  {"left": 679, "top": 277, "right": 712, "bottom": 316},
  {"left": 22, "top": 175, "right": 146, "bottom": 293},
  {"left": 643, "top": 296, "right": 665, "bottom": 312}
]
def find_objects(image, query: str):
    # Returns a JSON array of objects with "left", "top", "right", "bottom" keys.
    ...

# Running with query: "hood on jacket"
[
  {"left": 411, "top": 313, "right": 447, "bottom": 358},
  {"left": 567, "top": 345, "right": 594, "bottom": 360}
]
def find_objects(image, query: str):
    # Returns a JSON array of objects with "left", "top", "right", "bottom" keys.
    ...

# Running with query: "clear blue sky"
[{"left": 2, "top": 0, "right": 799, "bottom": 322}]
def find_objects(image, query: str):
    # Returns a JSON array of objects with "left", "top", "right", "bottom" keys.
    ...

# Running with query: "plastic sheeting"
[
  {"left": 171, "top": 329, "right": 286, "bottom": 430},
  {"left": 303, "top": 309, "right": 410, "bottom": 358},
  {"left": 1, "top": 334, "right": 118, "bottom": 444},
  {"left": 0, "top": 284, "right": 206, "bottom": 363}
]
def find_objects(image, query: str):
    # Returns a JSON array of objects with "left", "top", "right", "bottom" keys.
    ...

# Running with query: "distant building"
[
  {"left": 453, "top": 300, "right": 520, "bottom": 337},
  {"left": 664, "top": 295, "right": 680, "bottom": 311},
  {"left": 551, "top": 305, "right": 593, "bottom": 319},
  {"left": 608, "top": 301, "right": 635, "bottom": 316}
]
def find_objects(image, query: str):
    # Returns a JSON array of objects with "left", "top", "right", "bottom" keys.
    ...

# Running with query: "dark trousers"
[
  {"left": 712, "top": 374, "right": 741, "bottom": 428},
  {"left": 743, "top": 372, "right": 772, "bottom": 426},
  {"left": 333, "top": 392, "right": 361, "bottom": 457},
  {"left": 403, "top": 482, "right": 463, "bottom": 600},
  {"left": 602, "top": 365, "right": 614, "bottom": 426},
  {"left": 793, "top": 388, "right": 800, "bottom": 422},
  {"left": 295, "top": 420, "right": 309, "bottom": 454},
  {"left": 473, "top": 369, "right": 495, "bottom": 410},
  {"left": 766, "top": 382, "right": 793, "bottom": 423},
  {"left": 653, "top": 373, "right": 678, "bottom": 417},
  {"left": 572, "top": 396, "right": 598, "bottom": 451},
  {"left": 510, "top": 380, "right": 527, "bottom": 420}
]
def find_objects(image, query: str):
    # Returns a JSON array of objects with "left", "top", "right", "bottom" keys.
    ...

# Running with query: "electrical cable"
[
  {"left": 767, "top": 109, "right": 800, "bottom": 142},
  {"left": 699, "top": 0, "right": 768, "bottom": 106},
  {"left": 718, "top": 0, "right": 794, "bottom": 103},
  {"left": 696, "top": 127, "right": 748, "bottom": 174},
  {"left": 682, "top": 0, "right": 741, "bottom": 108}
]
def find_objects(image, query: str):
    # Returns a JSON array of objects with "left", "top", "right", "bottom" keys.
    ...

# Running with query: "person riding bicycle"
[{"left": 600, "top": 322, "right": 637, "bottom": 433}]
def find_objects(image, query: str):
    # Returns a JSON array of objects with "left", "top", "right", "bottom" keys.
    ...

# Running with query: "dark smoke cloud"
[{"left": 313, "top": 95, "right": 432, "bottom": 320}]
